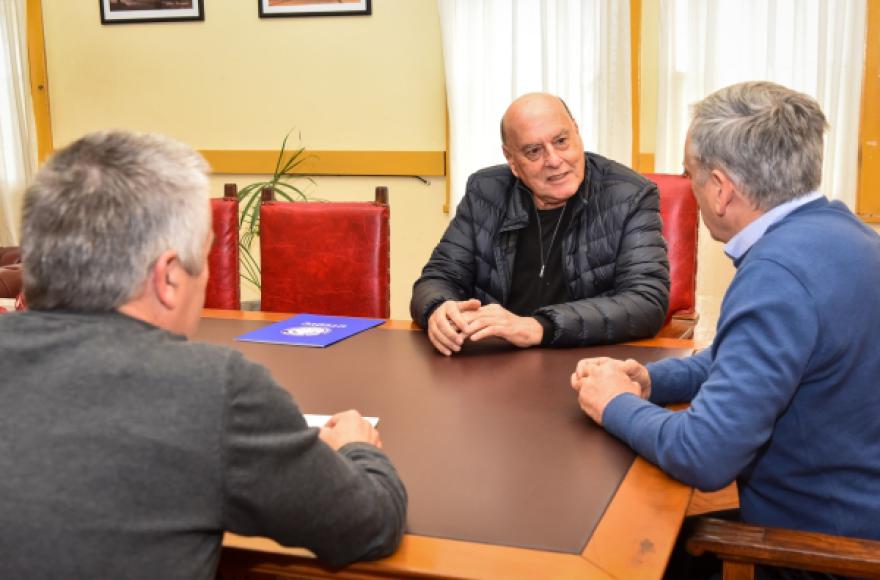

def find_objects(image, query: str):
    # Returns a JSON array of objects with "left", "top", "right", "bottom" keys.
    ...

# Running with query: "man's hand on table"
[
  {"left": 427, "top": 300, "right": 543, "bottom": 355},
  {"left": 570, "top": 358, "right": 650, "bottom": 424},
  {"left": 460, "top": 304, "right": 543, "bottom": 348},
  {"left": 427, "top": 299, "right": 481, "bottom": 355},
  {"left": 319, "top": 410, "right": 383, "bottom": 450}
]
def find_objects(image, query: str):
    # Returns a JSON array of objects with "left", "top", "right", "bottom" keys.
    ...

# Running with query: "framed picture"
[
  {"left": 100, "top": 0, "right": 204, "bottom": 25},
  {"left": 259, "top": 0, "right": 371, "bottom": 19}
]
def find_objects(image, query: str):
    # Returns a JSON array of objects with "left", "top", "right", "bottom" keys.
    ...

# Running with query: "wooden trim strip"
[
  {"left": 200, "top": 150, "right": 446, "bottom": 177},
  {"left": 201, "top": 310, "right": 697, "bottom": 341},
  {"left": 630, "top": 0, "right": 642, "bottom": 170},
  {"left": 26, "top": 0, "right": 53, "bottom": 163},
  {"left": 223, "top": 532, "right": 612, "bottom": 579},
  {"left": 443, "top": 99, "right": 451, "bottom": 213},
  {"left": 858, "top": 0, "right": 880, "bottom": 217},
  {"left": 201, "top": 308, "right": 419, "bottom": 330}
]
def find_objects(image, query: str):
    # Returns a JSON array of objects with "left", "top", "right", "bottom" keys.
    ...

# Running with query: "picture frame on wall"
[
  {"left": 99, "top": 0, "right": 204, "bottom": 25},
  {"left": 258, "top": 0, "right": 371, "bottom": 19}
]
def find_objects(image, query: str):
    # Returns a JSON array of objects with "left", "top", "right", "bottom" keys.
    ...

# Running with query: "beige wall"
[
  {"left": 42, "top": 0, "right": 446, "bottom": 150},
  {"left": 40, "top": 0, "right": 451, "bottom": 320}
]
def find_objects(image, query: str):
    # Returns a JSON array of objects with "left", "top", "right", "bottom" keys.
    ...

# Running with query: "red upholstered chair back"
[
  {"left": 204, "top": 184, "right": 240, "bottom": 310},
  {"left": 0, "top": 247, "right": 23, "bottom": 301},
  {"left": 0, "top": 247, "right": 21, "bottom": 267},
  {"left": 260, "top": 186, "right": 390, "bottom": 318},
  {"left": 645, "top": 173, "right": 699, "bottom": 322},
  {"left": 0, "top": 264, "right": 23, "bottom": 300}
]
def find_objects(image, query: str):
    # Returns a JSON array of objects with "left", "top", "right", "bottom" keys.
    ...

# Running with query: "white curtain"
[
  {"left": 0, "top": 0, "right": 37, "bottom": 246},
  {"left": 438, "top": 0, "right": 632, "bottom": 213},
  {"left": 655, "top": 0, "right": 867, "bottom": 207}
]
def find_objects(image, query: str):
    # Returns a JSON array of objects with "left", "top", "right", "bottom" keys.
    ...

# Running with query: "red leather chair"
[
  {"left": 0, "top": 246, "right": 20, "bottom": 267},
  {"left": 645, "top": 173, "right": 700, "bottom": 339},
  {"left": 204, "top": 184, "right": 240, "bottom": 310},
  {"left": 0, "top": 247, "right": 23, "bottom": 302},
  {"left": 259, "top": 186, "right": 390, "bottom": 318}
]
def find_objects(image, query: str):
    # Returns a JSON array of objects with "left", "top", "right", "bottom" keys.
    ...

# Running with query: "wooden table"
[{"left": 201, "top": 310, "right": 695, "bottom": 580}]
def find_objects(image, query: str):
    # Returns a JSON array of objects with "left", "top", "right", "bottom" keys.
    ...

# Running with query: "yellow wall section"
[
  {"left": 639, "top": 0, "right": 659, "bottom": 159},
  {"left": 40, "top": 0, "right": 445, "bottom": 151},
  {"left": 39, "top": 0, "right": 451, "bottom": 320}
]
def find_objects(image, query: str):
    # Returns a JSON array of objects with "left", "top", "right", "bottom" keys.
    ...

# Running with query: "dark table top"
[{"left": 194, "top": 317, "right": 691, "bottom": 554}]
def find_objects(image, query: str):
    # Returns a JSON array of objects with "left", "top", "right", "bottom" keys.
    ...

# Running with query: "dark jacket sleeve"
[
  {"left": 536, "top": 182, "right": 670, "bottom": 346},
  {"left": 221, "top": 352, "right": 407, "bottom": 567},
  {"left": 409, "top": 177, "right": 480, "bottom": 328}
]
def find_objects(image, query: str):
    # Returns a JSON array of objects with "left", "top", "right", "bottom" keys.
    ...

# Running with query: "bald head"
[
  {"left": 500, "top": 93, "right": 575, "bottom": 145},
  {"left": 500, "top": 93, "right": 585, "bottom": 209}
]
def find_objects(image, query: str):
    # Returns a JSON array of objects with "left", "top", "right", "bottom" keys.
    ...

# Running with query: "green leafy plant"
[{"left": 237, "top": 132, "right": 314, "bottom": 290}]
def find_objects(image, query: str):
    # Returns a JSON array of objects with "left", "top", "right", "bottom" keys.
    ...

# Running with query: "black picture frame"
[
  {"left": 100, "top": 0, "right": 205, "bottom": 25},
  {"left": 258, "top": 0, "right": 371, "bottom": 19}
]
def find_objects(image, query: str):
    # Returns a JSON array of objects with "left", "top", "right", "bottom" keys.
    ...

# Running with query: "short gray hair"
[
  {"left": 688, "top": 81, "right": 828, "bottom": 210},
  {"left": 22, "top": 130, "right": 211, "bottom": 311}
]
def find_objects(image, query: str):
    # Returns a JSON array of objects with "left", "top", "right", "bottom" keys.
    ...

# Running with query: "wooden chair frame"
[{"left": 687, "top": 517, "right": 880, "bottom": 580}]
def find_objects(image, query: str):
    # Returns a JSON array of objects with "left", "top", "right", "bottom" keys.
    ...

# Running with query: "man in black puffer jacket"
[{"left": 410, "top": 93, "right": 669, "bottom": 355}]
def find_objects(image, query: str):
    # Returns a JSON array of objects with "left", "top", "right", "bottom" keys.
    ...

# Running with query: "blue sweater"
[{"left": 603, "top": 198, "right": 880, "bottom": 539}]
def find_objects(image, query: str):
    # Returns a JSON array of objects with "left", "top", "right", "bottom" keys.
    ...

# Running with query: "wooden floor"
[{"left": 686, "top": 482, "right": 739, "bottom": 516}]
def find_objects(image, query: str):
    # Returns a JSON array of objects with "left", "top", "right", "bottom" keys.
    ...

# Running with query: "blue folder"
[{"left": 235, "top": 313, "right": 384, "bottom": 348}]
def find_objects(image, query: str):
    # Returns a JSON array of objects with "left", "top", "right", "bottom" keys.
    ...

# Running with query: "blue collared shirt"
[{"left": 724, "top": 191, "right": 824, "bottom": 261}]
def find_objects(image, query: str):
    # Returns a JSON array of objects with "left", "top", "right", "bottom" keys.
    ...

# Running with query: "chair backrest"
[
  {"left": 645, "top": 173, "right": 699, "bottom": 322},
  {"left": 204, "top": 184, "right": 240, "bottom": 310},
  {"left": 260, "top": 186, "right": 390, "bottom": 318},
  {"left": 0, "top": 247, "right": 21, "bottom": 267},
  {"left": 0, "top": 263, "right": 23, "bottom": 300},
  {"left": 0, "top": 247, "right": 23, "bottom": 301}
]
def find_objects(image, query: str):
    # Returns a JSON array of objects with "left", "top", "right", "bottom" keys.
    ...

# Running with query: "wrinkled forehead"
[{"left": 506, "top": 101, "right": 576, "bottom": 145}]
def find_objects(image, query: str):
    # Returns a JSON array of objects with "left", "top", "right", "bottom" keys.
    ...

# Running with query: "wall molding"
[
  {"left": 200, "top": 149, "right": 445, "bottom": 177},
  {"left": 858, "top": 0, "right": 880, "bottom": 218},
  {"left": 26, "top": 0, "right": 53, "bottom": 163}
]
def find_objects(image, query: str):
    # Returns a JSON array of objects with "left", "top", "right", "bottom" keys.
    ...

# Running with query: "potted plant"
[{"left": 236, "top": 132, "right": 313, "bottom": 292}]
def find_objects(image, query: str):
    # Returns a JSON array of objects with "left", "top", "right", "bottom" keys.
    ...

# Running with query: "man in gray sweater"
[{"left": 0, "top": 131, "right": 407, "bottom": 579}]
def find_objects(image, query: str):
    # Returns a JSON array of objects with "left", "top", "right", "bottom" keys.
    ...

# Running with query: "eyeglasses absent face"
[{"left": 503, "top": 97, "right": 585, "bottom": 209}]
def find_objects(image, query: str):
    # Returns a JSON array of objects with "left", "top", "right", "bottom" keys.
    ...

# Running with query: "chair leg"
[{"left": 724, "top": 561, "right": 756, "bottom": 580}]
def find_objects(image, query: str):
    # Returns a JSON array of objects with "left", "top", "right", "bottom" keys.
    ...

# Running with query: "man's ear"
[
  {"left": 709, "top": 169, "right": 738, "bottom": 217},
  {"left": 502, "top": 145, "right": 520, "bottom": 178},
  {"left": 150, "top": 250, "right": 181, "bottom": 310}
]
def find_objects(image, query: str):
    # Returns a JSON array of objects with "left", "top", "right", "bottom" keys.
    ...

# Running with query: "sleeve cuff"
[
  {"left": 602, "top": 392, "right": 653, "bottom": 441},
  {"left": 534, "top": 314, "right": 555, "bottom": 346}
]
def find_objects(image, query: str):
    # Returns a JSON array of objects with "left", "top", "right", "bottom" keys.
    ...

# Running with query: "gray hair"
[
  {"left": 21, "top": 130, "right": 211, "bottom": 311},
  {"left": 688, "top": 81, "right": 828, "bottom": 210}
]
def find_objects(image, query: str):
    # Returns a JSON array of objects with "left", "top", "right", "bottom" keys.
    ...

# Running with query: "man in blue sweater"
[{"left": 570, "top": 81, "right": 880, "bottom": 579}]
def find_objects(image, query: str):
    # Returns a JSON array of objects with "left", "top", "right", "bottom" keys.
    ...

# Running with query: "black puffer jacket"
[{"left": 410, "top": 153, "right": 670, "bottom": 347}]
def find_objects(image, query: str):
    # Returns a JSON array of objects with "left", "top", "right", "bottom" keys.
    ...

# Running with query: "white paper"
[{"left": 304, "top": 414, "right": 379, "bottom": 428}]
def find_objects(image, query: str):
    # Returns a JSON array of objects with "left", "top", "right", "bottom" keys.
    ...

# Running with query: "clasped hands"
[
  {"left": 427, "top": 299, "right": 544, "bottom": 356},
  {"left": 569, "top": 357, "right": 652, "bottom": 425}
]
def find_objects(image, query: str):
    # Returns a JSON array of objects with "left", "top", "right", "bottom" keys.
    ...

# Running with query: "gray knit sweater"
[{"left": 0, "top": 310, "right": 406, "bottom": 579}]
